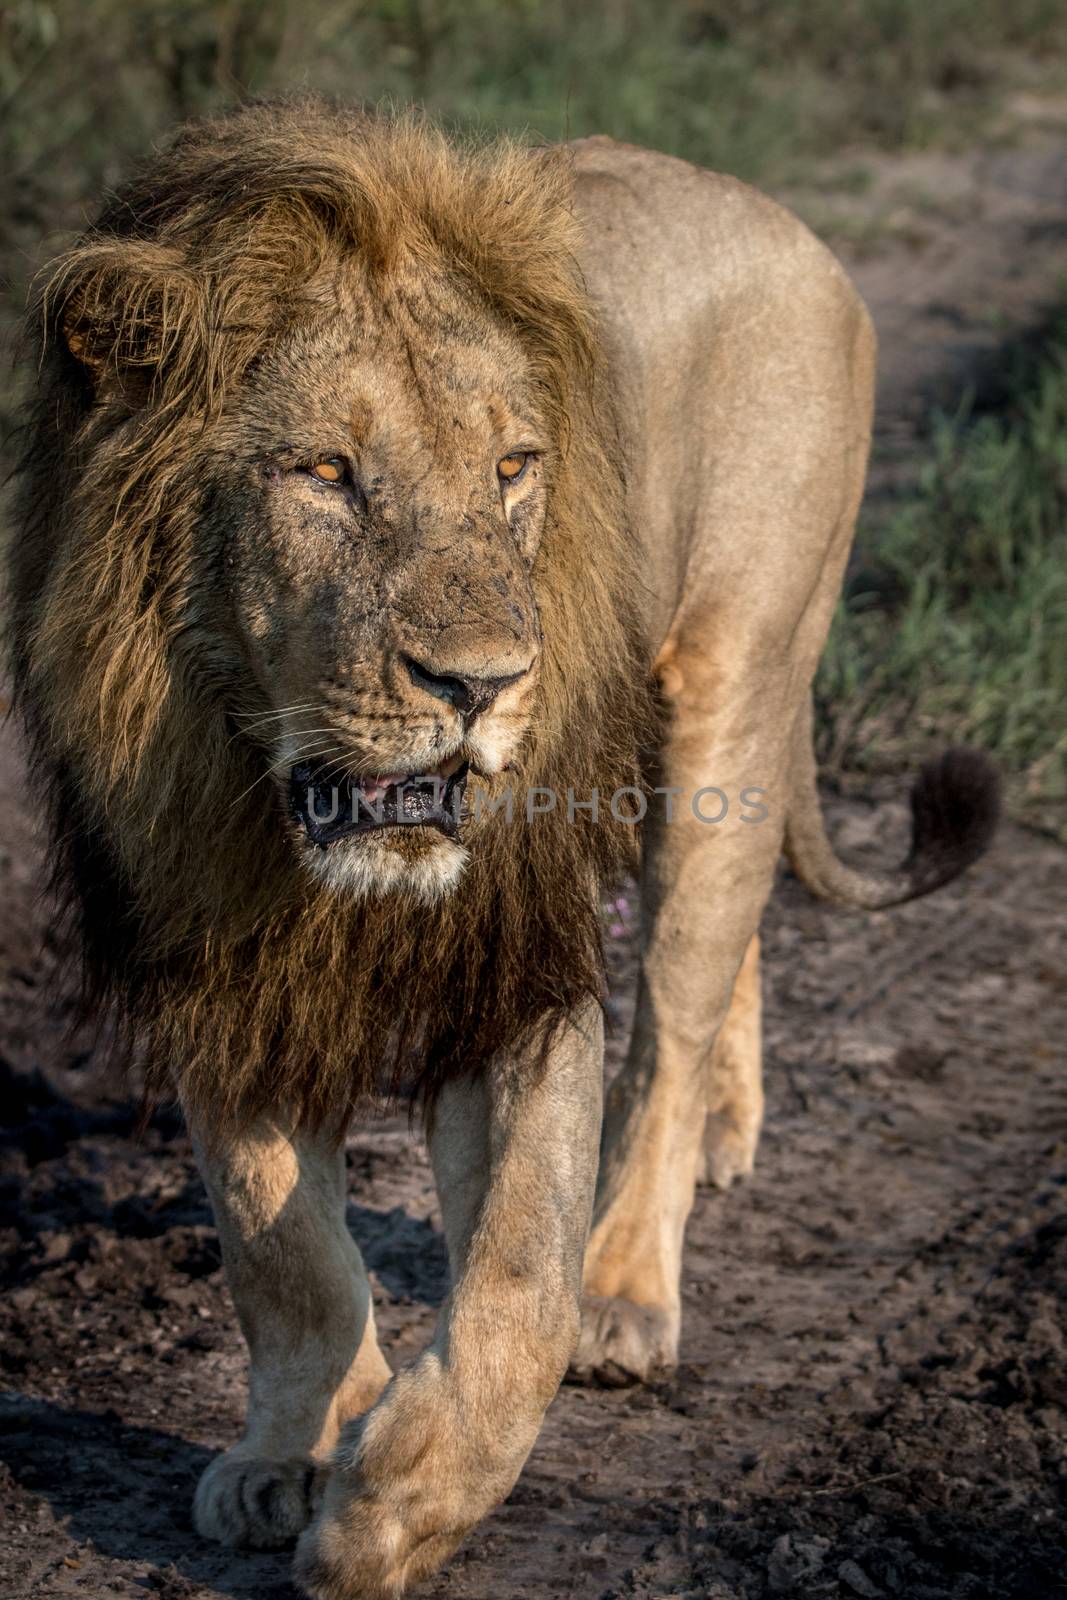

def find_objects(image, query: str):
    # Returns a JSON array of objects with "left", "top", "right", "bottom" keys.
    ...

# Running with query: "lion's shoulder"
[{"left": 568, "top": 135, "right": 866, "bottom": 329}]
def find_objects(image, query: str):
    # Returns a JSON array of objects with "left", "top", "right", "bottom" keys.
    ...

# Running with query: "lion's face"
[
  {"left": 14, "top": 107, "right": 653, "bottom": 1122},
  {"left": 212, "top": 270, "right": 546, "bottom": 902}
]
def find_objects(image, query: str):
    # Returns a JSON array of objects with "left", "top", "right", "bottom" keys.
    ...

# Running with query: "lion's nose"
[{"left": 403, "top": 654, "right": 527, "bottom": 718}]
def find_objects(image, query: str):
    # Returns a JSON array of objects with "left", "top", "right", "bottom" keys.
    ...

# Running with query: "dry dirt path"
[
  {"left": 2, "top": 129, "right": 1067, "bottom": 1600},
  {"left": 827, "top": 111, "right": 1067, "bottom": 495}
]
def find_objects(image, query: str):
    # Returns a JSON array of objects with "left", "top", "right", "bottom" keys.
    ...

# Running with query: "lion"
[{"left": 8, "top": 100, "right": 998, "bottom": 1599}]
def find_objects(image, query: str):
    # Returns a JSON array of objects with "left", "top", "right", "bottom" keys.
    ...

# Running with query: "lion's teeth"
[
  {"left": 357, "top": 755, "right": 463, "bottom": 800},
  {"left": 357, "top": 772, "right": 406, "bottom": 801}
]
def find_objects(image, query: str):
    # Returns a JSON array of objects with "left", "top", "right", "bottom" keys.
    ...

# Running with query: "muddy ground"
[{"left": 2, "top": 118, "right": 1067, "bottom": 1600}]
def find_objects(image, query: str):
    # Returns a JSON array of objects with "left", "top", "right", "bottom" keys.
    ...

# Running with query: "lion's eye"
[
  {"left": 497, "top": 452, "right": 529, "bottom": 484},
  {"left": 310, "top": 458, "right": 347, "bottom": 484}
]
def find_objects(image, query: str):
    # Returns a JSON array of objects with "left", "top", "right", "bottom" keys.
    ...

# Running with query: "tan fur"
[
  {"left": 703, "top": 932, "right": 763, "bottom": 1189},
  {"left": 191, "top": 1116, "right": 392, "bottom": 1549},
  {"left": 7, "top": 104, "right": 997, "bottom": 1598}
]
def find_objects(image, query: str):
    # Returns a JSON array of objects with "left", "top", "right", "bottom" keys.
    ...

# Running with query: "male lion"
[{"left": 8, "top": 100, "right": 997, "bottom": 1598}]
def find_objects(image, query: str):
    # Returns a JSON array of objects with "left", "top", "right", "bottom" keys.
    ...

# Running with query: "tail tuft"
[
  {"left": 786, "top": 695, "right": 1002, "bottom": 910},
  {"left": 905, "top": 747, "right": 1001, "bottom": 897}
]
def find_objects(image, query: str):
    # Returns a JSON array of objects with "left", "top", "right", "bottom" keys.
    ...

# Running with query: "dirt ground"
[{"left": 2, "top": 120, "right": 1067, "bottom": 1600}]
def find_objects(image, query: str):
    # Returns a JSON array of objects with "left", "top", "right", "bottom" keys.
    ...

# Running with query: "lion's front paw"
[
  {"left": 568, "top": 1294, "right": 677, "bottom": 1386},
  {"left": 194, "top": 1449, "right": 321, "bottom": 1550},
  {"left": 294, "top": 1496, "right": 458, "bottom": 1600},
  {"left": 292, "top": 1357, "right": 536, "bottom": 1599}
]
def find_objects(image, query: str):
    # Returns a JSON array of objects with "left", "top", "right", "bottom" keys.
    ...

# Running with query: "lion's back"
[
  {"left": 568, "top": 136, "right": 876, "bottom": 637},
  {"left": 569, "top": 136, "right": 867, "bottom": 354}
]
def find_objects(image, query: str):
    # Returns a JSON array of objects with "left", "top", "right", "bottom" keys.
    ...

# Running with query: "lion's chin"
[{"left": 301, "top": 829, "right": 469, "bottom": 905}]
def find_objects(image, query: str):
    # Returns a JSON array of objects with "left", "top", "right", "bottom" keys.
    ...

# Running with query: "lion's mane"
[{"left": 8, "top": 99, "right": 655, "bottom": 1129}]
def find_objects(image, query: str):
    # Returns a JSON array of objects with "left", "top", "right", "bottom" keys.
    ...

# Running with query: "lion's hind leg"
[
  {"left": 572, "top": 625, "right": 789, "bottom": 1389},
  {"left": 190, "top": 1115, "right": 391, "bottom": 1550},
  {"left": 700, "top": 932, "right": 763, "bottom": 1189}
]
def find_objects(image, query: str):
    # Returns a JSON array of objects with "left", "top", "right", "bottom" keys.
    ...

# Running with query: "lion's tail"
[{"left": 784, "top": 698, "right": 1001, "bottom": 911}]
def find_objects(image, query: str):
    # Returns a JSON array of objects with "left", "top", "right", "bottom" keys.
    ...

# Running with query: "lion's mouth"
[{"left": 289, "top": 755, "right": 469, "bottom": 847}]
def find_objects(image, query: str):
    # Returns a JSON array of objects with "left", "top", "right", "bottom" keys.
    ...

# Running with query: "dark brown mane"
[{"left": 7, "top": 98, "right": 655, "bottom": 1131}]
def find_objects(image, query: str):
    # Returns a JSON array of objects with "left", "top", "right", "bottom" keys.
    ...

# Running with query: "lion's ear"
[{"left": 49, "top": 238, "right": 200, "bottom": 406}]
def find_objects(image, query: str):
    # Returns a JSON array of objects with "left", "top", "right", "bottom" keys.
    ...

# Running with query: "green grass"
[
  {"left": 258, "top": 0, "right": 1067, "bottom": 177},
  {"left": 2, "top": 0, "right": 1065, "bottom": 434},
  {"left": 3, "top": 1, "right": 1066, "bottom": 341},
  {"left": 4, "top": 0, "right": 1067, "bottom": 220},
  {"left": 816, "top": 312, "right": 1067, "bottom": 835}
]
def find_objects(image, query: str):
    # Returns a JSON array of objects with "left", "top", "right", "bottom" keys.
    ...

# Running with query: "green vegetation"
[
  {"left": 3, "top": 0, "right": 1066, "bottom": 256},
  {"left": 817, "top": 312, "right": 1067, "bottom": 834},
  {"left": 2, "top": 0, "right": 1064, "bottom": 430},
  {"left": 3, "top": 0, "right": 1065, "bottom": 363}
]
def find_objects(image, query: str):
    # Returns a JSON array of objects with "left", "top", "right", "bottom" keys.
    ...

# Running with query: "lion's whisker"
[
  {"left": 227, "top": 739, "right": 345, "bottom": 814},
  {"left": 228, "top": 702, "right": 321, "bottom": 744}
]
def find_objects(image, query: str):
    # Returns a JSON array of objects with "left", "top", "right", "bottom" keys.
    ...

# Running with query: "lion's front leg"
[
  {"left": 294, "top": 1005, "right": 603, "bottom": 1600},
  {"left": 190, "top": 1115, "right": 391, "bottom": 1550}
]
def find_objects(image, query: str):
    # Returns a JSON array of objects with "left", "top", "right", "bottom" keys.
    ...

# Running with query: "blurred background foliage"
[
  {"left": 816, "top": 314, "right": 1067, "bottom": 830},
  {"left": 3, "top": 0, "right": 1066, "bottom": 302},
  {"left": 1, "top": 0, "right": 1065, "bottom": 811}
]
